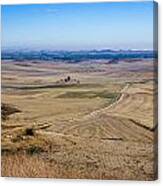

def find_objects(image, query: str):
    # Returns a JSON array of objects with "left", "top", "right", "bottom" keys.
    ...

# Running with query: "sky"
[{"left": 1, "top": 2, "right": 155, "bottom": 50}]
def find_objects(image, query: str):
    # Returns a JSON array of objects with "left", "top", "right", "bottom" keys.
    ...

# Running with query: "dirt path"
[
  {"left": 80, "top": 83, "right": 129, "bottom": 120},
  {"left": 60, "top": 83, "right": 154, "bottom": 143}
]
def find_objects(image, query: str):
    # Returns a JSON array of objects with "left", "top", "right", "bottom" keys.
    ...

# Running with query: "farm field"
[{"left": 1, "top": 59, "right": 157, "bottom": 180}]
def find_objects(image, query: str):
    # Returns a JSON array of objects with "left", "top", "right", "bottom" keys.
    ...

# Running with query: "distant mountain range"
[{"left": 1, "top": 49, "right": 157, "bottom": 62}]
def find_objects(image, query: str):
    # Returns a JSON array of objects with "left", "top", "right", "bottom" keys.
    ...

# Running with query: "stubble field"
[{"left": 1, "top": 59, "right": 157, "bottom": 180}]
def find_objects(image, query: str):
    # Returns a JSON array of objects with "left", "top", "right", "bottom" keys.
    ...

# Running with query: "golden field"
[{"left": 1, "top": 59, "right": 157, "bottom": 180}]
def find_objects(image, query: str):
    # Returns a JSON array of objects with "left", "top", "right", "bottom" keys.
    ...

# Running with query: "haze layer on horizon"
[{"left": 2, "top": 2, "right": 155, "bottom": 51}]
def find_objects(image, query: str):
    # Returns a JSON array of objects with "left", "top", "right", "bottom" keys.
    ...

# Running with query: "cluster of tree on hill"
[{"left": 56, "top": 76, "right": 80, "bottom": 85}]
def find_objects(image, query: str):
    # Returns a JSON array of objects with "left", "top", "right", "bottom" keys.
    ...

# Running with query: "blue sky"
[{"left": 2, "top": 2, "right": 154, "bottom": 50}]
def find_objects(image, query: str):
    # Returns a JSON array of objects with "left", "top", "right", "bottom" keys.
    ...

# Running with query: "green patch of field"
[{"left": 57, "top": 90, "right": 121, "bottom": 100}]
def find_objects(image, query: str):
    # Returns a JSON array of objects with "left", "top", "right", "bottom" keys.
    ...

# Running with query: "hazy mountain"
[{"left": 1, "top": 49, "right": 156, "bottom": 62}]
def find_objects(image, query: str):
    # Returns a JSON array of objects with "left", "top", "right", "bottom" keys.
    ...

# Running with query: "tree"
[{"left": 67, "top": 76, "right": 71, "bottom": 81}]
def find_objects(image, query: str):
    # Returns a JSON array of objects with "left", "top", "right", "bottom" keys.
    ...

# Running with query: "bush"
[{"left": 1, "top": 103, "right": 21, "bottom": 121}]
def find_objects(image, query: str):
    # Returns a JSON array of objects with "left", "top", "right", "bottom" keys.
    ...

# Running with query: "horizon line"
[{"left": 2, "top": 47, "right": 155, "bottom": 52}]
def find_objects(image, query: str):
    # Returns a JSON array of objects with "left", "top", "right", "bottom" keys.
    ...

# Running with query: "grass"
[
  {"left": 57, "top": 90, "right": 121, "bottom": 108},
  {"left": 3, "top": 83, "right": 103, "bottom": 90},
  {"left": 1, "top": 152, "right": 108, "bottom": 179},
  {"left": 1, "top": 153, "right": 59, "bottom": 178},
  {"left": 1, "top": 60, "right": 156, "bottom": 180},
  {"left": 57, "top": 90, "right": 121, "bottom": 100}
]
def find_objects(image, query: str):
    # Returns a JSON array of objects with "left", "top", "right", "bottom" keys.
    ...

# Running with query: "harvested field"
[{"left": 1, "top": 59, "right": 157, "bottom": 180}]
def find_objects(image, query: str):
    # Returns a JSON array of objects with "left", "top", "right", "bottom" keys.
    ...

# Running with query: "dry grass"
[
  {"left": 106, "top": 83, "right": 155, "bottom": 130},
  {"left": 2, "top": 153, "right": 54, "bottom": 178},
  {"left": 1, "top": 60, "right": 157, "bottom": 180},
  {"left": 2, "top": 153, "right": 114, "bottom": 179},
  {"left": 1, "top": 137, "right": 156, "bottom": 180}
]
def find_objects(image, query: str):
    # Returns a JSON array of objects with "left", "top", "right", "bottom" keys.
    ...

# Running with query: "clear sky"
[{"left": 2, "top": 1, "right": 154, "bottom": 50}]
